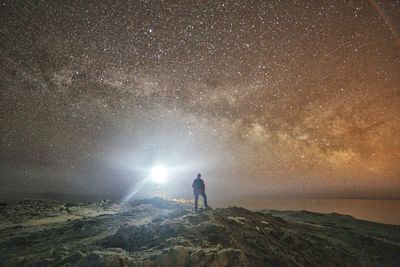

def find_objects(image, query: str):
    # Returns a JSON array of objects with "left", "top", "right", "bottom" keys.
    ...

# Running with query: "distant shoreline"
[{"left": 1, "top": 194, "right": 399, "bottom": 225}]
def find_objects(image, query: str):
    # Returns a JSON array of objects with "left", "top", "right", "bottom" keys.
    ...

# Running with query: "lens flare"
[{"left": 151, "top": 165, "right": 168, "bottom": 183}]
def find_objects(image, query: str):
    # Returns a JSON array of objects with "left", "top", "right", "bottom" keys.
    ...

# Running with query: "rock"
[
  {"left": 227, "top": 216, "right": 246, "bottom": 225},
  {"left": 152, "top": 216, "right": 164, "bottom": 223},
  {"left": 1, "top": 198, "right": 400, "bottom": 267},
  {"left": 164, "top": 237, "right": 190, "bottom": 247},
  {"left": 246, "top": 238, "right": 257, "bottom": 246},
  {"left": 209, "top": 248, "right": 244, "bottom": 267},
  {"left": 190, "top": 249, "right": 206, "bottom": 263},
  {"left": 159, "top": 221, "right": 180, "bottom": 235},
  {"left": 58, "top": 251, "right": 85, "bottom": 265},
  {"left": 78, "top": 253, "right": 104, "bottom": 267},
  {"left": 156, "top": 246, "right": 189, "bottom": 266}
]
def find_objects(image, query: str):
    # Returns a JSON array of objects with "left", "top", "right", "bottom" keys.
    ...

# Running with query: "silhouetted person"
[{"left": 192, "top": 173, "right": 208, "bottom": 211}]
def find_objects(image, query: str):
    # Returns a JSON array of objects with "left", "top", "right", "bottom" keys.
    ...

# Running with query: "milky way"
[{"left": 1, "top": 1, "right": 399, "bottom": 200}]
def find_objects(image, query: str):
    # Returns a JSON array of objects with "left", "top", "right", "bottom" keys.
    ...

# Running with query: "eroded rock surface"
[{"left": 0, "top": 198, "right": 399, "bottom": 266}]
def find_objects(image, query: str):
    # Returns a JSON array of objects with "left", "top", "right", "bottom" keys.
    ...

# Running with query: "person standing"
[{"left": 192, "top": 173, "right": 208, "bottom": 211}]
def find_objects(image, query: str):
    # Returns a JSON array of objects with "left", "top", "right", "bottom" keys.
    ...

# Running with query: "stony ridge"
[{"left": 0, "top": 198, "right": 399, "bottom": 266}]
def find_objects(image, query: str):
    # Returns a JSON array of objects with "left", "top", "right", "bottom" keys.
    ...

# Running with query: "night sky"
[{"left": 1, "top": 1, "right": 399, "bottom": 201}]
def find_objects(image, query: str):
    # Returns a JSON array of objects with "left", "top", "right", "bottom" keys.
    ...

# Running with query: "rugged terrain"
[{"left": 0, "top": 198, "right": 399, "bottom": 266}]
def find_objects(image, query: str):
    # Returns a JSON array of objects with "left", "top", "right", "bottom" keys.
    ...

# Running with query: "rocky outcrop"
[{"left": 0, "top": 198, "right": 399, "bottom": 266}]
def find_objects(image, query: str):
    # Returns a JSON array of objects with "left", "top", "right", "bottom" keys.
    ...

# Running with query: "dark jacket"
[{"left": 192, "top": 178, "right": 205, "bottom": 192}]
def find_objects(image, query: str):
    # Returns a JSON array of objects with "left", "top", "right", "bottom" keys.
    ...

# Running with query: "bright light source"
[{"left": 151, "top": 165, "right": 168, "bottom": 183}]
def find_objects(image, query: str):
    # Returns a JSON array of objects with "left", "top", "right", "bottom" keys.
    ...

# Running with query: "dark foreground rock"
[{"left": 0, "top": 198, "right": 399, "bottom": 266}]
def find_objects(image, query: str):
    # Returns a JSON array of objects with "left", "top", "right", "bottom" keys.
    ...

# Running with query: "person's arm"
[{"left": 192, "top": 180, "right": 195, "bottom": 188}]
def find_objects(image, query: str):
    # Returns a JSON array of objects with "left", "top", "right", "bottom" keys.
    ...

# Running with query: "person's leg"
[
  {"left": 194, "top": 192, "right": 199, "bottom": 211},
  {"left": 201, "top": 192, "right": 208, "bottom": 208}
]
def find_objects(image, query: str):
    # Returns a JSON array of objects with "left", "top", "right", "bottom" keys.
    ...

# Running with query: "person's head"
[{"left": 197, "top": 173, "right": 201, "bottom": 179}]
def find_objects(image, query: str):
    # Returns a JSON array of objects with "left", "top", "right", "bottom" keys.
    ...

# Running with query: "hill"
[{"left": 0, "top": 198, "right": 399, "bottom": 266}]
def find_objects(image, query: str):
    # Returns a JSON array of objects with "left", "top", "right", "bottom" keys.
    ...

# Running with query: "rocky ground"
[{"left": 0, "top": 198, "right": 399, "bottom": 266}]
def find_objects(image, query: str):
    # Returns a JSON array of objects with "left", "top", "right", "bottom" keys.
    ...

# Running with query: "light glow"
[{"left": 151, "top": 165, "right": 168, "bottom": 184}]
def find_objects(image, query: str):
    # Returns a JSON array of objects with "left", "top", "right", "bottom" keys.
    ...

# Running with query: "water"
[{"left": 214, "top": 199, "right": 400, "bottom": 225}]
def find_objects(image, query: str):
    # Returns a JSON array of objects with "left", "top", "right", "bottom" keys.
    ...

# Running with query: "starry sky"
[{"left": 1, "top": 0, "right": 399, "bottom": 201}]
